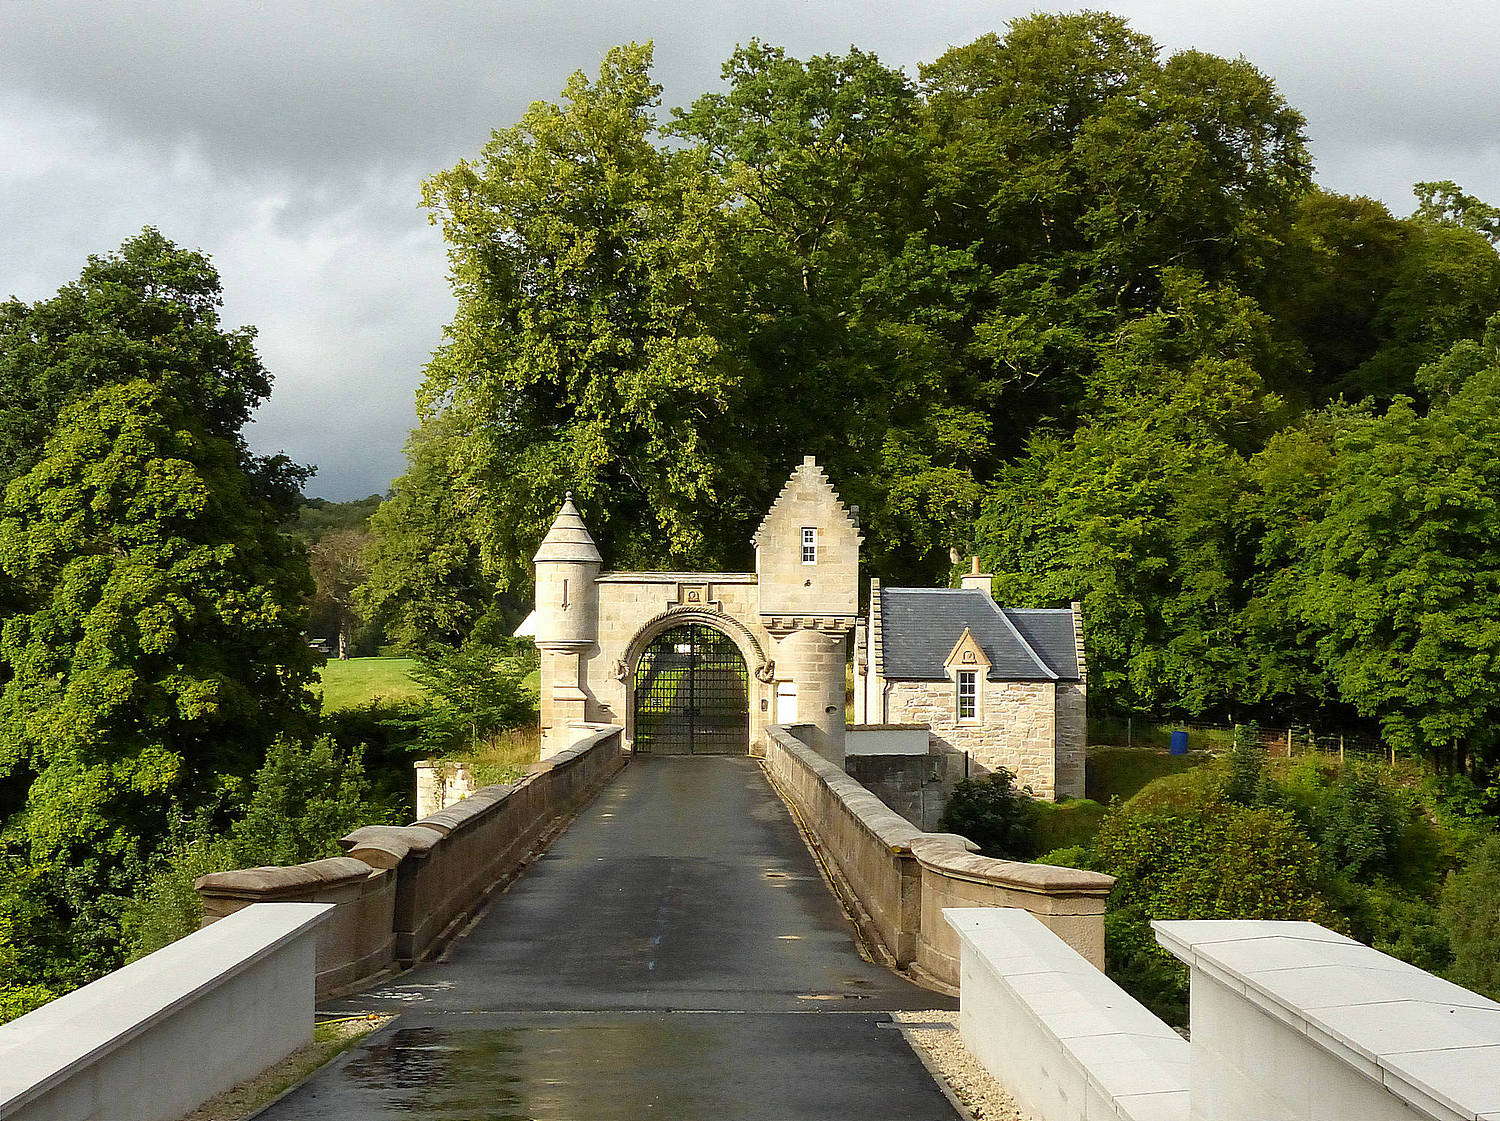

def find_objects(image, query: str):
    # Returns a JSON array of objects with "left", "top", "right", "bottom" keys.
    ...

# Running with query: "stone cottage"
[{"left": 851, "top": 559, "right": 1087, "bottom": 800}]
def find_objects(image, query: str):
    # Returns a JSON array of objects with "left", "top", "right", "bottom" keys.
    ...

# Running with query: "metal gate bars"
[{"left": 633, "top": 623, "right": 749, "bottom": 754}]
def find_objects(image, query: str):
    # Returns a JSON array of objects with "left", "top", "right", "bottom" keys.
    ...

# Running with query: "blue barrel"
[{"left": 1169, "top": 729, "right": 1189, "bottom": 755}]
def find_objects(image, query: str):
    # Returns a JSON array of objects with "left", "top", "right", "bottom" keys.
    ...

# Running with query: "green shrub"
[
  {"left": 121, "top": 735, "right": 383, "bottom": 960},
  {"left": 1033, "top": 845, "right": 1096, "bottom": 870},
  {"left": 938, "top": 771, "right": 1038, "bottom": 859},
  {"left": 1094, "top": 779, "right": 1340, "bottom": 1025},
  {"left": 1440, "top": 835, "right": 1500, "bottom": 999}
]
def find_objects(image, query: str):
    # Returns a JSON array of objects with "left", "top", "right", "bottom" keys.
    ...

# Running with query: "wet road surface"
[{"left": 264, "top": 756, "right": 959, "bottom": 1120}]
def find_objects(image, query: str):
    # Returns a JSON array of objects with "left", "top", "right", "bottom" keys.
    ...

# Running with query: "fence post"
[
  {"left": 1339, "top": 734, "right": 1345, "bottom": 763},
  {"left": 1286, "top": 727, "right": 1293, "bottom": 757},
  {"left": 1127, "top": 716, "right": 1133, "bottom": 747}
]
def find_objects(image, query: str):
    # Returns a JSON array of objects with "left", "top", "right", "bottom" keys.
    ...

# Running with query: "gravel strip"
[{"left": 891, "top": 1009, "right": 1025, "bottom": 1121}]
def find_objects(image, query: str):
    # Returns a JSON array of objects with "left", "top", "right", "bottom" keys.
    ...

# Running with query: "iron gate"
[{"left": 633, "top": 623, "right": 749, "bottom": 754}]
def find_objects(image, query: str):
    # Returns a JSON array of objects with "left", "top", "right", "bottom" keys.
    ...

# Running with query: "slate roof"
[{"left": 878, "top": 588, "right": 1079, "bottom": 682}]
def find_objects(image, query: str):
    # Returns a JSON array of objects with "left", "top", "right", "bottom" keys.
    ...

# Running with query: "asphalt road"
[{"left": 262, "top": 755, "right": 960, "bottom": 1120}]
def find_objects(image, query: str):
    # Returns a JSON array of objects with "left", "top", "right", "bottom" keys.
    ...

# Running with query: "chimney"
[{"left": 960, "top": 555, "right": 993, "bottom": 599}]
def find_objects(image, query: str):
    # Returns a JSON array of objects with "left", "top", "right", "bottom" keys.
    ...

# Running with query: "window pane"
[{"left": 958, "top": 671, "right": 976, "bottom": 719}]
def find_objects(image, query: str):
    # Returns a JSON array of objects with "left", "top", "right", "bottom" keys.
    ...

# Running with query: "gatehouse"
[{"left": 528, "top": 455, "right": 861, "bottom": 764}]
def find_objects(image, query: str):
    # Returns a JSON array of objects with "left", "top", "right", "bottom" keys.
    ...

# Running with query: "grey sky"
[{"left": 3, "top": 1, "right": 1497, "bottom": 500}]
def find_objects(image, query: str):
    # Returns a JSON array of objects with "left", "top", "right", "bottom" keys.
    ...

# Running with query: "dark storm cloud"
[{"left": 3, "top": 1, "right": 1498, "bottom": 498}]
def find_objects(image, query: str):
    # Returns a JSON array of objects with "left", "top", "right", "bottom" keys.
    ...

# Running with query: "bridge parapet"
[
  {"left": 196, "top": 725, "right": 625, "bottom": 997},
  {"left": 0, "top": 902, "right": 330, "bottom": 1121},
  {"left": 762, "top": 724, "right": 1113, "bottom": 989}
]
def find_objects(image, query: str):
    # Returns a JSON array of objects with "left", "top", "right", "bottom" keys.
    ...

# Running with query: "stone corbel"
[
  {"left": 612, "top": 659, "right": 630, "bottom": 683},
  {"left": 753, "top": 660, "right": 776, "bottom": 684}
]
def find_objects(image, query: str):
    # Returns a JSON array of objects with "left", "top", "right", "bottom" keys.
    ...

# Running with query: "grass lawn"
[
  {"left": 1085, "top": 745, "right": 1209, "bottom": 803},
  {"left": 315, "top": 657, "right": 427, "bottom": 711}
]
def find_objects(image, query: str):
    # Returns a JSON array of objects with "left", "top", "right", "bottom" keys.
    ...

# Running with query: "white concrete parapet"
[
  {"left": 0, "top": 902, "right": 331, "bottom": 1121},
  {"left": 947, "top": 907, "right": 1189, "bottom": 1121},
  {"left": 1155, "top": 919, "right": 1500, "bottom": 1121},
  {"left": 845, "top": 725, "right": 929, "bottom": 756}
]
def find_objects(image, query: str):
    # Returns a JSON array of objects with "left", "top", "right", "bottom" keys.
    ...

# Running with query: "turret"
[
  {"left": 533, "top": 493, "right": 602, "bottom": 650},
  {"left": 533, "top": 494, "right": 602, "bottom": 754}
]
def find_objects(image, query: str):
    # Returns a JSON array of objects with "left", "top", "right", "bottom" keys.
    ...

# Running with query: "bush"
[
  {"left": 121, "top": 735, "right": 383, "bottom": 960},
  {"left": 1440, "top": 835, "right": 1500, "bottom": 999},
  {"left": 938, "top": 771, "right": 1038, "bottom": 859},
  {"left": 1094, "top": 779, "right": 1340, "bottom": 1025},
  {"left": 1033, "top": 845, "right": 1096, "bottom": 870},
  {"left": 404, "top": 641, "right": 539, "bottom": 763}
]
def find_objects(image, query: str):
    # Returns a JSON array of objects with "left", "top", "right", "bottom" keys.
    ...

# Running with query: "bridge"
[{"left": 4, "top": 724, "right": 1500, "bottom": 1121}]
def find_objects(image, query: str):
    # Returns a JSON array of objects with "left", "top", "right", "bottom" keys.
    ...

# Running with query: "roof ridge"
[{"left": 989, "top": 600, "right": 1057, "bottom": 680}]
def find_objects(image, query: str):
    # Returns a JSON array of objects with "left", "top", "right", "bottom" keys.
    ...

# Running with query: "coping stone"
[
  {"left": 0, "top": 902, "right": 332, "bottom": 1114},
  {"left": 1155, "top": 918, "right": 1500, "bottom": 1121}
]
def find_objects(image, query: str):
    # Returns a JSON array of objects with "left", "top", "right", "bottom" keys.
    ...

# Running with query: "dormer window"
[
  {"left": 802, "top": 527, "right": 817, "bottom": 565},
  {"left": 958, "top": 671, "right": 977, "bottom": 720}
]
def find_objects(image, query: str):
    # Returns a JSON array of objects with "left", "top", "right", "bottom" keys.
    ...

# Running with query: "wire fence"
[{"left": 1088, "top": 715, "right": 1395, "bottom": 763}]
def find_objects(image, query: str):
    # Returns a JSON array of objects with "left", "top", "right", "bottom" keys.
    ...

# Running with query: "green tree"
[
  {"left": 1440, "top": 835, "right": 1500, "bottom": 999},
  {"left": 419, "top": 42, "right": 746, "bottom": 588},
  {"left": 920, "top": 13, "right": 1310, "bottom": 437},
  {"left": 121, "top": 734, "right": 377, "bottom": 962},
  {"left": 0, "top": 227, "right": 301, "bottom": 502},
  {"left": 0, "top": 378, "right": 316, "bottom": 986},
  {"left": 1294, "top": 359, "right": 1500, "bottom": 772},
  {"left": 358, "top": 413, "right": 496, "bottom": 652},
  {"left": 309, "top": 526, "right": 371, "bottom": 659},
  {"left": 974, "top": 274, "right": 1285, "bottom": 717},
  {"left": 409, "top": 642, "right": 536, "bottom": 754}
]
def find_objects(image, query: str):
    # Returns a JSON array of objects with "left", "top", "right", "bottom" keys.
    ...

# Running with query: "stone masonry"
[
  {"left": 885, "top": 679, "right": 1065, "bottom": 799},
  {"left": 531, "top": 456, "right": 861, "bottom": 765}
]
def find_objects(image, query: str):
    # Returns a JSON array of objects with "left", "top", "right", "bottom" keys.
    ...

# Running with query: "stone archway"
[
  {"left": 633, "top": 623, "right": 749, "bottom": 754},
  {"left": 621, "top": 608, "right": 771, "bottom": 755}
]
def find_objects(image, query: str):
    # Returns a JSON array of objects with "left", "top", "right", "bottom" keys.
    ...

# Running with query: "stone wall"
[
  {"left": 887, "top": 679, "right": 1064, "bottom": 798},
  {"left": 197, "top": 726, "right": 625, "bottom": 997},
  {"left": 0, "top": 903, "right": 330, "bottom": 1121},
  {"left": 590, "top": 576, "right": 774, "bottom": 752},
  {"left": 763, "top": 725, "right": 1113, "bottom": 987},
  {"left": 946, "top": 908, "right": 1188, "bottom": 1121},
  {"left": 950, "top": 910, "right": 1500, "bottom": 1121},
  {"left": 844, "top": 744, "right": 967, "bottom": 832}
]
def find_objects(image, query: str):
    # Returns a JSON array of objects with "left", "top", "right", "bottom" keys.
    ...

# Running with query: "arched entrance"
[{"left": 633, "top": 623, "right": 749, "bottom": 754}]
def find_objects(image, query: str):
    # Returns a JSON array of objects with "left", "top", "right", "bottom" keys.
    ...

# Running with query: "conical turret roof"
[{"left": 533, "top": 493, "right": 602, "bottom": 564}]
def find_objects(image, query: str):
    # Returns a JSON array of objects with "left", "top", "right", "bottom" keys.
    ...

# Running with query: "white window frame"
[
  {"left": 801, "top": 526, "right": 817, "bottom": 565},
  {"left": 957, "top": 670, "right": 978, "bottom": 721}
]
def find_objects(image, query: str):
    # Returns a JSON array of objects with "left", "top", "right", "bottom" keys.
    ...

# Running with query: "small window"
[
  {"left": 958, "top": 671, "right": 977, "bottom": 720},
  {"left": 801, "top": 527, "right": 817, "bottom": 565}
]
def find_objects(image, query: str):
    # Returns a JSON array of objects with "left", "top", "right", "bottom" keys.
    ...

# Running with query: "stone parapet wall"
[
  {"left": 949, "top": 911, "right": 1500, "bottom": 1121},
  {"left": 195, "top": 857, "right": 394, "bottom": 998},
  {"left": 0, "top": 903, "right": 330, "bottom": 1121},
  {"left": 196, "top": 726, "right": 625, "bottom": 997},
  {"left": 946, "top": 908, "right": 1188, "bottom": 1121},
  {"left": 763, "top": 725, "right": 1112, "bottom": 987}
]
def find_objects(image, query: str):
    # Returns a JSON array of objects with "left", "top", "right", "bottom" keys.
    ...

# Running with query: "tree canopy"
[
  {"left": 0, "top": 232, "right": 317, "bottom": 992},
  {"left": 370, "top": 15, "right": 1500, "bottom": 771}
]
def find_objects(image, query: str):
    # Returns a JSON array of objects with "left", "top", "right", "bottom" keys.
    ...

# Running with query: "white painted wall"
[
  {"left": 1156, "top": 919, "right": 1500, "bottom": 1121},
  {"left": 0, "top": 902, "right": 331, "bottom": 1121},
  {"left": 946, "top": 908, "right": 1189, "bottom": 1121},
  {"left": 947, "top": 908, "right": 1500, "bottom": 1121},
  {"left": 845, "top": 727, "right": 929, "bottom": 756}
]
